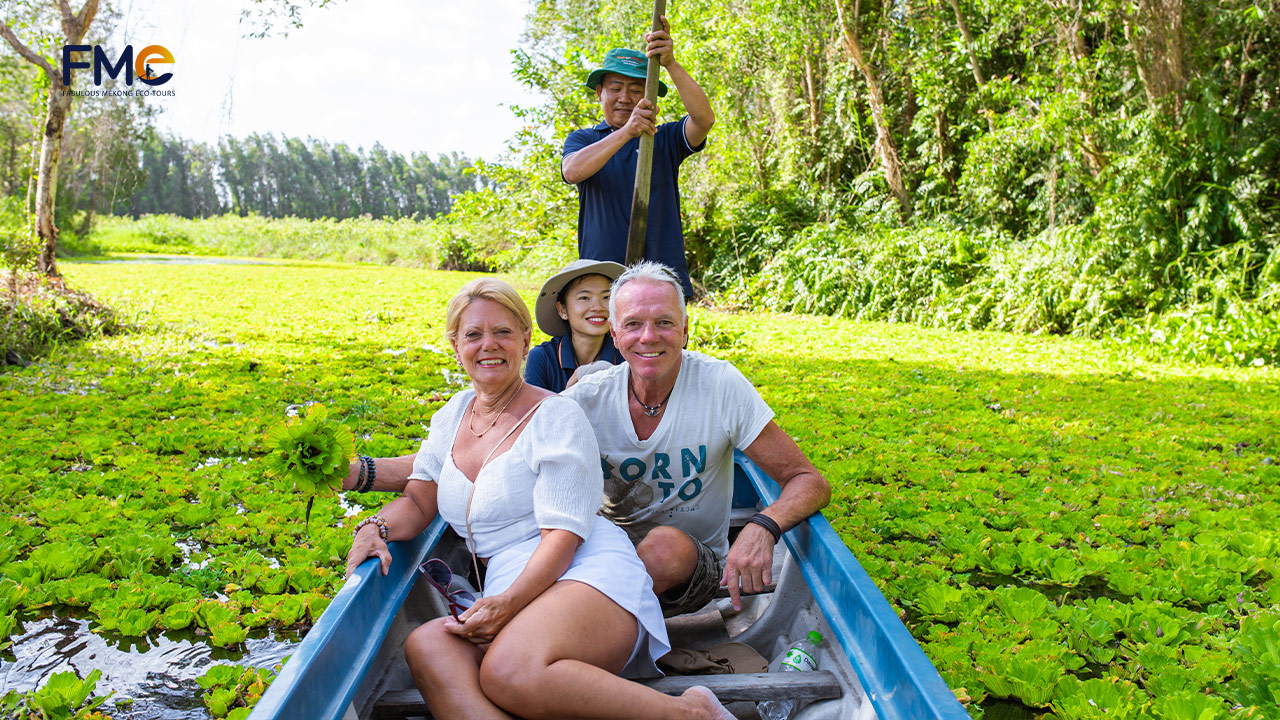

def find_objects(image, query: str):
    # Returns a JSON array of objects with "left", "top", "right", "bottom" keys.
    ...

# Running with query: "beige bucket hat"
[{"left": 535, "top": 259, "right": 626, "bottom": 337}]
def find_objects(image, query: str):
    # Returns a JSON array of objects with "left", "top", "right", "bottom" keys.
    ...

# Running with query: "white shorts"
[{"left": 482, "top": 516, "right": 670, "bottom": 678}]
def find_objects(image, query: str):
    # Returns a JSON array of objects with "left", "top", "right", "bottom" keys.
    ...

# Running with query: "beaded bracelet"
[
  {"left": 354, "top": 515, "right": 389, "bottom": 542},
  {"left": 354, "top": 456, "right": 367, "bottom": 492},
  {"left": 356, "top": 455, "right": 377, "bottom": 493},
  {"left": 747, "top": 512, "right": 782, "bottom": 543}
]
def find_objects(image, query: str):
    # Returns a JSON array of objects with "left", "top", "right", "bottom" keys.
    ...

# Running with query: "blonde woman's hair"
[{"left": 444, "top": 278, "right": 532, "bottom": 343}]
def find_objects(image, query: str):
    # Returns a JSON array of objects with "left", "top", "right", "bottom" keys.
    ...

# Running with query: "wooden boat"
[{"left": 248, "top": 453, "right": 969, "bottom": 720}]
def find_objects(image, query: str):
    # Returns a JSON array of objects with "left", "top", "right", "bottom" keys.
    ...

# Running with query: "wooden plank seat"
[{"left": 372, "top": 670, "right": 842, "bottom": 719}]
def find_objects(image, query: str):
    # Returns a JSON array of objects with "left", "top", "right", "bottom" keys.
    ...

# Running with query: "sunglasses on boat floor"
[{"left": 417, "top": 558, "right": 478, "bottom": 622}]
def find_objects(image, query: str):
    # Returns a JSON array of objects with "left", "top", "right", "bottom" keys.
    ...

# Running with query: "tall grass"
[{"left": 83, "top": 214, "right": 457, "bottom": 268}]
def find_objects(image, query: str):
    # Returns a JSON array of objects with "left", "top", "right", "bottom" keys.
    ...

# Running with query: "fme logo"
[{"left": 61, "top": 44, "right": 175, "bottom": 86}]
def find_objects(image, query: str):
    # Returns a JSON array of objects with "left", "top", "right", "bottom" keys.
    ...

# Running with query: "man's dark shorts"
[{"left": 657, "top": 534, "right": 723, "bottom": 617}]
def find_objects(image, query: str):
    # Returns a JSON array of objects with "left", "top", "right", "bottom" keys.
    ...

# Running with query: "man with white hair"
[{"left": 562, "top": 261, "right": 831, "bottom": 615}]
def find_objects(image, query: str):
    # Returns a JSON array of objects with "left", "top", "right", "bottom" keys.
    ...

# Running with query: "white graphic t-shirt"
[{"left": 563, "top": 350, "right": 775, "bottom": 561}]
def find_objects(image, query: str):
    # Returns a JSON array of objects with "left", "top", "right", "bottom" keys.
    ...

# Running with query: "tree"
[
  {"left": 834, "top": 0, "right": 913, "bottom": 221},
  {"left": 0, "top": 0, "right": 100, "bottom": 278},
  {"left": 1124, "top": 0, "right": 1187, "bottom": 117}
]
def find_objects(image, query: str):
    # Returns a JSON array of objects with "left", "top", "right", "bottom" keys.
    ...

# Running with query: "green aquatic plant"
[
  {"left": 0, "top": 669, "right": 112, "bottom": 720},
  {"left": 209, "top": 621, "right": 249, "bottom": 648},
  {"left": 160, "top": 601, "right": 197, "bottom": 630},
  {"left": 0, "top": 578, "right": 29, "bottom": 615},
  {"left": 0, "top": 611, "right": 15, "bottom": 648},
  {"left": 47, "top": 576, "right": 113, "bottom": 607},
  {"left": 977, "top": 640, "right": 1069, "bottom": 707},
  {"left": 1150, "top": 689, "right": 1230, "bottom": 720},
  {"left": 196, "top": 600, "right": 239, "bottom": 630},
  {"left": 259, "top": 594, "right": 306, "bottom": 626},
  {"left": 1226, "top": 610, "right": 1280, "bottom": 714},
  {"left": 262, "top": 403, "right": 355, "bottom": 530},
  {"left": 29, "top": 542, "right": 97, "bottom": 581},
  {"left": 115, "top": 608, "right": 160, "bottom": 637},
  {"left": 197, "top": 663, "right": 279, "bottom": 719},
  {"left": 305, "top": 593, "right": 330, "bottom": 620},
  {"left": 255, "top": 571, "right": 290, "bottom": 595},
  {"left": 993, "top": 587, "right": 1054, "bottom": 626},
  {"left": 912, "top": 582, "right": 988, "bottom": 624},
  {"left": 1050, "top": 677, "right": 1150, "bottom": 719}
]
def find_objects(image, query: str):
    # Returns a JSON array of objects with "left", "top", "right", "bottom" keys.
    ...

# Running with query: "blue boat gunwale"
[
  {"left": 250, "top": 455, "right": 969, "bottom": 720},
  {"left": 733, "top": 450, "right": 968, "bottom": 720},
  {"left": 247, "top": 516, "right": 449, "bottom": 720}
]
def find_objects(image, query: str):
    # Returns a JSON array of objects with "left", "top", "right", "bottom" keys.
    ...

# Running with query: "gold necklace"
[{"left": 468, "top": 379, "right": 523, "bottom": 437}]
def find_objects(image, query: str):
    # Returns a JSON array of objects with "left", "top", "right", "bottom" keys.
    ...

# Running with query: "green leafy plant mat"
[{"left": 1, "top": 259, "right": 1276, "bottom": 719}]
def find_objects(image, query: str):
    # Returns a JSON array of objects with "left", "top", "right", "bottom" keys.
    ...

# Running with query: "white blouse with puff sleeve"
[{"left": 407, "top": 391, "right": 602, "bottom": 558}]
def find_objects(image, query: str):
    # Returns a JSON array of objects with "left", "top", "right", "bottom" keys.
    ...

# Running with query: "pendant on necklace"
[{"left": 629, "top": 373, "right": 671, "bottom": 418}]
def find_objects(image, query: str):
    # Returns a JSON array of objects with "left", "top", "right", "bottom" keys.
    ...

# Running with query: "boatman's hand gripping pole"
[{"left": 625, "top": 0, "right": 668, "bottom": 266}]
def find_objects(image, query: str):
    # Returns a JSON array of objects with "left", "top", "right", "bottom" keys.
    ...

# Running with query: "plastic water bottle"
[{"left": 757, "top": 630, "right": 824, "bottom": 720}]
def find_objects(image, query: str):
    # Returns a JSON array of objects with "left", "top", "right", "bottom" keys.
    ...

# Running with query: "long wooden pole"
[{"left": 624, "top": 0, "right": 667, "bottom": 266}]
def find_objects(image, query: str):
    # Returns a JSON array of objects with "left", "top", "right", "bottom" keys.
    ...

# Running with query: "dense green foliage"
[
  {"left": 2, "top": 259, "right": 1276, "bottom": 717},
  {"left": 442, "top": 0, "right": 1280, "bottom": 365},
  {"left": 196, "top": 663, "right": 280, "bottom": 720}
]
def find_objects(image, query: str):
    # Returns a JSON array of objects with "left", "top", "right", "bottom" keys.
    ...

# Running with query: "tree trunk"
[
  {"left": 1053, "top": 0, "right": 1106, "bottom": 176},
  {"left": 803, "top": 54, "right": 822, "bottom": 142},
  {"left": 946, "top": 0, "right": 993, "bottom": 132},
  {"left": 835, "top": 0, "right": 913, "bottom": 221},
  {"left": 1124, "top": 0, "right": 1187, "bottom": 117},
  {"left": 0, "top": 0, "right": 102, "bottom": 279},
  {"left": 34, "top": 89, "right": 73, "bottom": 277},
  {"left": 947, "top": 0, "right": 985, "bottom": 86}
]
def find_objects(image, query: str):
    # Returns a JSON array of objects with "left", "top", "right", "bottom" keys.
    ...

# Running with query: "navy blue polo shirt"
[
  {"left": 563, "top": 117, "right": 704, "bottom": 297},
  {"left": 524, "top": 333, "right": 625, "bottom": 393}
]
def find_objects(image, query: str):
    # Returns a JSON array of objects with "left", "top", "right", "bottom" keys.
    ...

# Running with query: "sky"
[{"left": 108, "top": 0, "right": 542, "bottom": 161}]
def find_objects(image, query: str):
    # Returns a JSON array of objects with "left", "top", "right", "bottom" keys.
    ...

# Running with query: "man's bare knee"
[{"left": 636, "top": 526, "right": 698, "bottom": 593}]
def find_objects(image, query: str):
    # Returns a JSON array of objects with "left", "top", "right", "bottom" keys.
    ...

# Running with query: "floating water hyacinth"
[{"left": 262, "top": 404, "right": 354, "bottom": 530}]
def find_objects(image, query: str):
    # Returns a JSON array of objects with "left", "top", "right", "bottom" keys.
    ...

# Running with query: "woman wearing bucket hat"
[
  {"left": 526, "top": 259, "right": 627, "bottom": 392},
  {"left": 561, "top": 17, "right": 713, "bottom": 299}
]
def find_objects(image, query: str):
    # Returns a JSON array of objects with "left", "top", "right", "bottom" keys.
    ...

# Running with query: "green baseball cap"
[{"left": 585, "top": 48, "right": 668, "bottom": 97}]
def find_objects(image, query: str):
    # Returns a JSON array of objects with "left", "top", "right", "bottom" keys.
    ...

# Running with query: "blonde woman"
[{"left": 346, "top": 278, "right": 733, "bottom": 720}]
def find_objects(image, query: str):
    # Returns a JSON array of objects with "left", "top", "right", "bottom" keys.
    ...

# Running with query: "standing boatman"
[{"left": 561, "top": 17, "right": 714, "bottom": 299}]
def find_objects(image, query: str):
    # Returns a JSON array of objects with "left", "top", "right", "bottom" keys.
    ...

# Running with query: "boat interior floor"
[{"left": 366, "top": 547, "right": 858, "bottom": 720}]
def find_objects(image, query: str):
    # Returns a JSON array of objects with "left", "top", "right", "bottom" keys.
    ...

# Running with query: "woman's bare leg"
[
  {"left": 405, "top": 617, "right": 513, "bottom": 720},
  {"left": 479, "top": 580, "right": 733, "bottom": 720}
]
